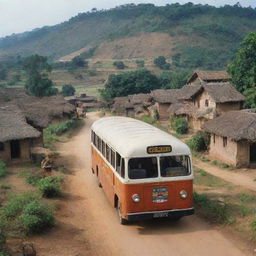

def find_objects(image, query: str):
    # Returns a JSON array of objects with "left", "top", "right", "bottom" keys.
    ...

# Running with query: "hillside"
[{"left": 1, "top": 3, "right": 256, "bottom": 69}]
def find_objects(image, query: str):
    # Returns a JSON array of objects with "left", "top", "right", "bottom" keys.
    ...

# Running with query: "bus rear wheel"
[{"left": 117, "top": 200, "right": 128, "bottom": 225}]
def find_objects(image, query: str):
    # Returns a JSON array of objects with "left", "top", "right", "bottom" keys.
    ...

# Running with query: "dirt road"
[{"left": 33, "top": 112, "right": 252, "bottom": 256}]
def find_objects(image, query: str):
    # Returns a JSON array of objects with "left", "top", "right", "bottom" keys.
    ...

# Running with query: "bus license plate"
[{"left": 153, "top": 212, "right": 169, "bottom": 218}]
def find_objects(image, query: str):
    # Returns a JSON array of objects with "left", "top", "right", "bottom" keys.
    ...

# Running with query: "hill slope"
[{"left": 1, "top": 3, "right": 256, "bottom": 69}]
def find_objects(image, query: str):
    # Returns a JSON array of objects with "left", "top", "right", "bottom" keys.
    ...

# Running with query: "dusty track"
[{"left": 32, "top": 112, "right": 252, "bottom": 256}]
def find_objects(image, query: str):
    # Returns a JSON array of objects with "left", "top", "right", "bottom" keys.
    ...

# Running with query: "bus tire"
[{"left": 117, "top": 200, "right": 127, "bottom": 225}]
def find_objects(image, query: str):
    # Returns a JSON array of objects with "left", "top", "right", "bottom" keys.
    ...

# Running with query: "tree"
[
  {"left": 153, "top": 56, "right": 170, "bottom": 70},
  {"left": 228, "top": 32, "right": 256, "bottom": 108},
  {"left": 23, "top": 55, "right": 56, "bottom": 97},
  {"left": 113, "top": 61, "right": 125, "bottom": 69},
  {"left": 100, "top": 69, "right": 160, "bottom": 101},
  {"left": 0, "top": 67, "right": 7, "bottom": 80},
  {"left": 71, "top": 56, "right": 87, "bottom": 68},
  {"left": 62, "top": 84, "right": 76, "bottom": 96}
]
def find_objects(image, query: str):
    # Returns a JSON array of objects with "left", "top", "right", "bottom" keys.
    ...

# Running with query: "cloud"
[{"left": 0, "top": 0, "right": 255, "bottom": 37}]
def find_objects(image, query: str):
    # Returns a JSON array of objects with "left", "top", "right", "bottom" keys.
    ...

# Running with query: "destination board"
[{"left": 147, "top": 145, "right": 172, "bottom": 154}]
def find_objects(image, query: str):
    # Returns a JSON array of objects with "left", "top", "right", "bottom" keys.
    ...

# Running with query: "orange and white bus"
[{"left": 91, "top": 116, "right": 194, "bottom": 224}]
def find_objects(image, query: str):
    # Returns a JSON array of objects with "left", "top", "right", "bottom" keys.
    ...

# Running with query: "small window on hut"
[
  {"left": 223, "top": 137, "right": 227, "bottom": 147},
  {"left": 205, "top": 99, "right": 209, "bottom": 107},
  {"left": 213, "top": 134, "right": 215, "bottom": 144},
  {"left": 0, "top": 142, "right": 4, "bottom": 151}
]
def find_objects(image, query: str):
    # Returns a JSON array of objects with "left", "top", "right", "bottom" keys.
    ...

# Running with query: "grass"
[
  {"left": 43, "top": 119, "right": 81, "bottom": 148},
  {"left": 194, "top": 192, "right": 231, "bottom": 224},
  {"left": 194, "top": 166, "right": 227, "bottom": 187}
]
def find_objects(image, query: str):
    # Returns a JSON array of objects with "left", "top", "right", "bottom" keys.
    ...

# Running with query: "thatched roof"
[
  {"left": 151, "top": 89, "right": 181, "bottom": 104},
  {"left": 168, "top": 102, "right": 196, "bottom": 116},
  {"left": 187, "top": 70, "right": 231, "bottom": 84},
  {"left": 0, "top": 104, "right": 41, "bottom": 142},
  {"left": 0, "top": 88, "right": 76, "bottom": 129},
  {"left": 178, "top": 85, "right": 202, "bottom": 100},
  {"left": 128, "top": 93, "right": 152, "bottom": 104},
  {"left": 203, "top": 83, "right": 245, "bottom": 103},
  {"left": 112, "top": 96, "right": 134, "bottom": 111},
  {"left": 204, "top": 110, "right": 256, "bottom": 141}
]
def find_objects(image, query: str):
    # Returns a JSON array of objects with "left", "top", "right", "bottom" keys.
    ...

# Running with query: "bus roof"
[{"left": 91, "top": 116, "right": 191, "bottom": 158}]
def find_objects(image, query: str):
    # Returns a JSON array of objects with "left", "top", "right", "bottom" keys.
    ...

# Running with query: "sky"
[{"left": 0, "top": 0, "right": 255, "bottom": 38}]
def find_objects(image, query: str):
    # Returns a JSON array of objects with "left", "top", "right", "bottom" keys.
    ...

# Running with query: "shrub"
[
  {"left": 171, "top": 118, "right": 188, "bottom": 134},
  {"left": 0, "top": 161, "right": 7, "bottom": 178},
  {"left": 61, "top": 84, "right": 75, "bottom": 96},
  {"left": 19, "top": 201, "right": 54, "bottom": 233},
  {"left": 1, "top": 192, "right": 41, "bottom": 219},
  {"left": 153, "top": 56, "right": 170, "bottom": 70},
  {"left": 113, "top": 61, "right": 125, "bottom": 69},
  {"left": 187, "top": 132, "right": 209, "bottom": 151},
  {"left": 37, "top": 177, "right": 64, "bottom": 198}
]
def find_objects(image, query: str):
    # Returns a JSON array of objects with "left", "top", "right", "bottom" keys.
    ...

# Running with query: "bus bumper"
[{"left": 126, "top": 208, "right": 194, "bottom": 221}]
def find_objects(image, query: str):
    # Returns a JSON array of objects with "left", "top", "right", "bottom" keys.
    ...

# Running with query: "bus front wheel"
[{"left": 117, "top": 200, "right": 128, "bottom": 225}]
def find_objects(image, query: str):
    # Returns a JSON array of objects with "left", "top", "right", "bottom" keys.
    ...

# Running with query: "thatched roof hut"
[
  {"left": 0, "top": 104, "right": 41, "bottom": 142},
  {"left": 0, "top": 88, "right": 76, "bottom": 129},
  {"left": 187, "top": 70, "right": 231, "bottom": 84},
  {"left": 204, "top": 110, "right": 256, "bottom": 141}
]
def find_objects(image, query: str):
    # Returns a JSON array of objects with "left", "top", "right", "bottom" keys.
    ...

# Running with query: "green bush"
[
  {"left": 171, "top": 118, "right": 188, "bottom": 134},
  {"left": 1, "top": 192, "right": 41, "bottom": 219},
  {"left": 37, "top": 177, "right": 64, "bottom": 198},
  {"left": 187, "top": 132, "right": 209, "bottom": 152},
  {"left": 61, "top": 84, "right": 75, "bottom": 96},
  {"left": 113, "top": 61, "right": 125, "bottom": 69},
  {"left": 0, "top": 160, "right": 7, "bottom": 178},
  {"left": 19, "top": 201, "right": 54, "bottom": 233}
]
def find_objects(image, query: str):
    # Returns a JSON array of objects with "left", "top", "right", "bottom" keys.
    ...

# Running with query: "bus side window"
[
  {"left": 92, "top": 131, "right": 95, "bottom": 145},
  {"left": 121, "top": 158, "right": 125, "bottom": 178},
  {"left": 116, "top": 152, "right": 121, "bottom": 174},
  {"left": 106, "top": 145, "right": 111, "bottom": 163},
  {"left": 99, "top": 138, "right": 102, "bottom": 153},
  {"left": 111, "top": 149, "right": 115, "bottom": 168},
  {"left": 102, "top": 141, "right": 106, "bottom": 157},
  {"left": 95, "top": 135, "right": 98, "bottom": 149}
]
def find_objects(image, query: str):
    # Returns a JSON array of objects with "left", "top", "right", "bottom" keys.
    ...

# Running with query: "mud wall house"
[
  {"left": 128, "top": 93, "right": 153, "bottom": 116},
  {"left": 174, "top": 82, "right": 245, "bottom": 131},
  {"left": 111, "top": 96, "right": 135, "bottom": 117},
  {"left": 187, "top": 70, "right": 231, "bottom": 86},
  {"left": 0, "top": 104, "right": 41, "bottom": 162},
  {"left": 204, "top": 110, "right": 256, "bottom": 168},
  {"left": 150, "top": 89, "right": 181, "bottom": 120}
]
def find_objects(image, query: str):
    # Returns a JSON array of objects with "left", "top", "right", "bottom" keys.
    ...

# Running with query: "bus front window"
[
  {"left": 160, "top": 155, "right": 190, "bottom": 177},
  {"left": 128, "top": 157, "right": 158, "bottom": 179}
]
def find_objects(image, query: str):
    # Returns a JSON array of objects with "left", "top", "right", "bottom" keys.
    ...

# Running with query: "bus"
[{"left": 91, "top": 116, "right": 194, "bottom": 224}]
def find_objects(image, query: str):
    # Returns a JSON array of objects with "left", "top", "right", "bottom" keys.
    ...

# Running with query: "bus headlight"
[
  {"left": 132, "top": 194, "right": 141, "bottom": 203},
  {"left": 180, "top": 190, "right": 188, "bottom": 199}
]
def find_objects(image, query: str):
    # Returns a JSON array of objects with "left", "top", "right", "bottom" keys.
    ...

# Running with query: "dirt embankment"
[{"left": 29, "top": 112, "right": 252, "bottom": 256}]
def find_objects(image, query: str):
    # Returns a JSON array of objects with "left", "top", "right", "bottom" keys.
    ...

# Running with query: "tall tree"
[
  {"left": 228, "top": 32, "right": 256, "bottom": 108},
  {"left": 23, "top": 55, "right": 56, "bottom": 97}
]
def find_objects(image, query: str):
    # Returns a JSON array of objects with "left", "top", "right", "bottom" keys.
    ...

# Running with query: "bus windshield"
[
  {"left": 128, "top": 157, "right": 158, "bottom": 179},
  {"left": 160, "top": 155, "right": 190, "bottom": 177}
]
